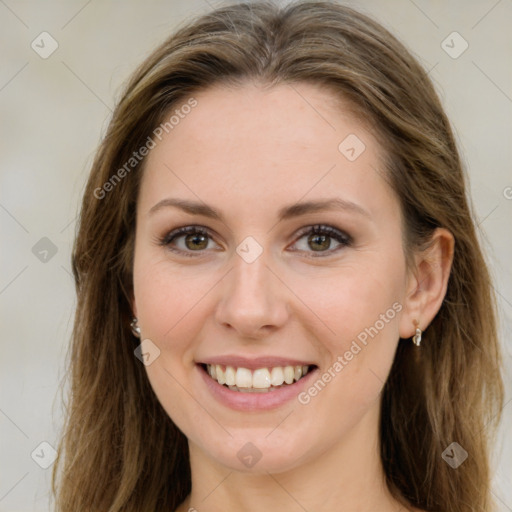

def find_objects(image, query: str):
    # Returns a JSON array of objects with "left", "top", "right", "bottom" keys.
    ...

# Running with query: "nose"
[{"left": 214, "top": 249, "right": 289, "bottom": 339}]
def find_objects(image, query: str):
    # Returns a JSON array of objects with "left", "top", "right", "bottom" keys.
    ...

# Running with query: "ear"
[{"left": 399, "top": 227, "right": 454, "bottom": 338}]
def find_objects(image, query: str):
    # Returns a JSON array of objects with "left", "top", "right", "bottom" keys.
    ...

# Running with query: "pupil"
[
  {"left": 186, "top": 234, "right": 207, "bottom": 250},
  {"left": 309, "top": 234, "right": 330, "bottom": 251}
]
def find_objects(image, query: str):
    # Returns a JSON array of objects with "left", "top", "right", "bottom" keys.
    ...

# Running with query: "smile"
[
  {"left": 196, "top": 356, "right": 319, "bottom": 410},
  {"left": 203, "top": 363, "right": 313, "bottom": 392}
]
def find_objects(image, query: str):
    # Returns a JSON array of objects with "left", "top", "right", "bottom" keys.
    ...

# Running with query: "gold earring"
[{"left": 412, "top": 321, "right": 422, "bottom": 346}]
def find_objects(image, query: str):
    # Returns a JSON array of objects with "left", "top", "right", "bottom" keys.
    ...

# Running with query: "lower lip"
[{"left": 197, "top": 364, "right": 318, "bottom": 411}]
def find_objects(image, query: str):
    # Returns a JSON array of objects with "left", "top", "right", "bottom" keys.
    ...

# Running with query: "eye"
[
  {"left": 158, "top": 225, "right": 218, "bottom": 257},
  {"left": 158, "top": 224, "right": 352, "bottom": 258},
  {"left": 290, "top": 224, "right": 351, "bottom": 257}
]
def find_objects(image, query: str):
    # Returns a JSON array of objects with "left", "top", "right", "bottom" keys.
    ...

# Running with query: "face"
[{"left": 132, "top": 82, "right": 412, "bottom": 473}]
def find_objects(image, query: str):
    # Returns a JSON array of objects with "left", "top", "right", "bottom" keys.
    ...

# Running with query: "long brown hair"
[{"left": 51, "top": 1, "right": 505, "bottom": 510}]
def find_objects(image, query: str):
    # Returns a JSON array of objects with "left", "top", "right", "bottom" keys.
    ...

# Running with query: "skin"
[{"left": 131, "top": 81, "right": 454, "bottom": 512}]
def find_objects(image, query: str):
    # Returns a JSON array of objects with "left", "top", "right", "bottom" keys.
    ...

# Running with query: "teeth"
[
  {"left": 216, "top": 364, "right": 225, "bottom": 385},
  {"left": 205, "top": 363, "right": 312, "bottom": 390},
  {"left": 235, "top": 367, "right": 252, "bottom": 388},
  {"left": 270, "top": 367, "right": 284, "bottom": 386},
  {"left": 283, "top": 366, "right": 294, "bottom": 384},
  {"left": 252, "top": 368, "right": 272, "bottom": 388},
  {"left": 237, "top": 386, "right": 269, "bottom": 393},
  {"left": 225, "top": 366, "right": 236, "bottom": 386}
]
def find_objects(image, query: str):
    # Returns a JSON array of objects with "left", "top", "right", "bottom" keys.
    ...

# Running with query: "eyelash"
[{"left": 158, "top": 224, "right": 352, "bottom": 258}]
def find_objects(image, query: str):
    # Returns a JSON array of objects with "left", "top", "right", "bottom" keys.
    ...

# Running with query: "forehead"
[
  {"left": 139, "top": 82, "right": 396, "bottom": 223},
  {"left": 147, "top": 81, "right": 370, "bottom": 165}
]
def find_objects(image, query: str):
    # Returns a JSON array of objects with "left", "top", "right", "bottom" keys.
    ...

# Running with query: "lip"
[
  {"left": 197, "top": 355, "right": 315, "bottom": 371},
  {"left": 196, "top": 362, "right": 319, "bottom": 411}
]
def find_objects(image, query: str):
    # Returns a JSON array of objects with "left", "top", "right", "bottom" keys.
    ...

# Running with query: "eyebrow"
[{"left": 148, "top": 197, "right": 371, "bottom": 221}]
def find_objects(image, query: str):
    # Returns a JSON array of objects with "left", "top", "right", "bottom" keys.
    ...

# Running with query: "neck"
[{"left": 176, "top": 400, "right": 409, "bottom": 512}]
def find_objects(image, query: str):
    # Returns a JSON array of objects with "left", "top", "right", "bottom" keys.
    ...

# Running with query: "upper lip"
[{"left": 198, "top": 355, "right": 317, "bottom": 370}]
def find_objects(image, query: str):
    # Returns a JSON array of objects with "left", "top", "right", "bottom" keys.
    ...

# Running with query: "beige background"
[{"left": 1, "top": 0, "right": 511, "bottom": 510}]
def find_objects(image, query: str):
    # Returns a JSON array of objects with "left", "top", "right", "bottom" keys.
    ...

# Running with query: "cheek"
[
  {"left": 290, "top": 254, "right": 405, "bottom": 419},
  {"left": 294, "top": 268, "right": 403, "bottom": 434},
  {"left": 133, "top": 255, "right": 213, "bottom": 431},
  {"left": 133, "top": 250, "right": 217, "bottom": 349},
  {"left": 292, "top": 254, "right": 405, "bottom": 353}
]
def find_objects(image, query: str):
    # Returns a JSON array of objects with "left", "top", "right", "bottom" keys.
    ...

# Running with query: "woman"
[{"left": 51, "top": 1, "right": 505, "bottom": 511}]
